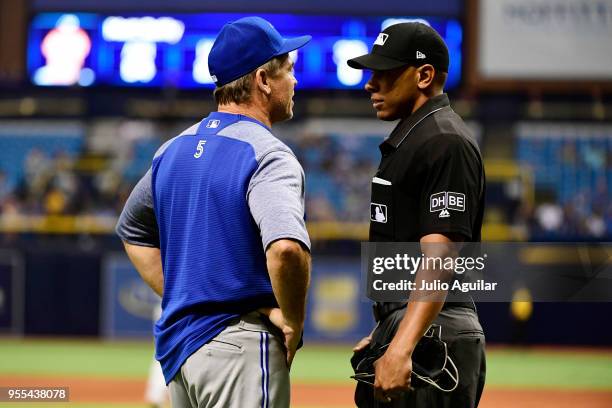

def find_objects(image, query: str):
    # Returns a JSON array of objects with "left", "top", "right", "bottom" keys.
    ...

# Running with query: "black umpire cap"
[{"left": 347, "top": 22, "right": 449, "bottom": 73}]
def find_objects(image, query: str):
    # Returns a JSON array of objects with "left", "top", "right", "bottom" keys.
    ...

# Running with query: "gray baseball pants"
[{"left": 169, "top": 312, "right": 289, "bottom": 408}]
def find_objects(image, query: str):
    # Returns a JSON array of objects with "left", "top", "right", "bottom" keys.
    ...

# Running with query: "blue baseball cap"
[{"left": 208, "top": 16, "right": 311, "bottom": 87}]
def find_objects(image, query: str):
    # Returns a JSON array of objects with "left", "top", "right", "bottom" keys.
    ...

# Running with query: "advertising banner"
[
  {"left": 305, "top": 257, "right": 373, "bottom": 342},
  {"left": 479, "top": 0, "right": 612, "bottom": 79},
  {"left": 101, "top": 253, "right": 160, "bottom": 338}
]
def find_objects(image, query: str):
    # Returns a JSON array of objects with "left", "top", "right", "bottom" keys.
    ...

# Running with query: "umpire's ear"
[
  {"left": 255, "top": 68, "right": 272, "bottom": 97},
  {"left": 416, "top": 64, "right": 436, "bottom": 91}
]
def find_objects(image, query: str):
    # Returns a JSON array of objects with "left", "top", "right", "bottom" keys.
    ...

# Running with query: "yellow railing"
[
  {"left": 0, "top": 214, "right": 118, "bottom": 235},
  {"left": 0, "top": 215, "right": 523, "bottom": 241}
]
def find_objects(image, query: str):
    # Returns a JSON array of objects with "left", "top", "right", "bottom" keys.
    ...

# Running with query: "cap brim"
[
  {"left": 279, "top": 35, "right": 312, "bottom": 54},
  {"left": 347, "top": 53, "right": 409, "bottom": 70}
]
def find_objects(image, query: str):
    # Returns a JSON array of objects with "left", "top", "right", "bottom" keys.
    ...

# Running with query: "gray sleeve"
[
  {"left": 115, "top": 168, "right": 160, "bottom": 247},
  {"left": 247, "top": 150, "right": 311, "bottom": 251}
]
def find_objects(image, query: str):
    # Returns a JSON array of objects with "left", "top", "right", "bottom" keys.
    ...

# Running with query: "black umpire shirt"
[{"left": 369, "top": 94, "right": 485, "bottom": 243}]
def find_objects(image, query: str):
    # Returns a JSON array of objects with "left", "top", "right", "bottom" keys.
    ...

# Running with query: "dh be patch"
[
  {"left": 430, "top": 192, "right": 465, "bottom": 218},
  {"left": 370, "top": 203, "right": 388, "bottom": 223}
]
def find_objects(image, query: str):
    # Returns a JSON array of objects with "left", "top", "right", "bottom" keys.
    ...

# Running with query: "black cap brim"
[{"left": 347, "top": 53, "right": 409, "bottom": 70}]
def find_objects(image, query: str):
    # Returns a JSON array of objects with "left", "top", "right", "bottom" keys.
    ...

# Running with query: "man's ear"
[
  {"left": 416, "top": 65, "right": 435, "bottom": 90},
  {"left": 255, "top": 68, "right": 272, "bottom": 96}
]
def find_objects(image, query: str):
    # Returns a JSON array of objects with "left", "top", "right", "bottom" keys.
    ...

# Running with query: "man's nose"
[{"left": 364, "top": 73, "right": 377, "bottom": 92}]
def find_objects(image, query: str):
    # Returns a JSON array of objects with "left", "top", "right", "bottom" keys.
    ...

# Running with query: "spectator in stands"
[
  {"left": 23, "top": 148, "right": 52, "bottom": 200},
  {"left": 306, "top": 195, "right": 337, "bottom": 221},
  {"left": 44, "top": 187, "right": 68, "bottom": 215},
  {"left": 49, "top": 150, "right": 79, "bottom": 212},
  {"left": 0, "top": 171, "right": 13, "bottom": 208},
  {"left": 534, "top": 201, "right": 564, "bottom": 234}
]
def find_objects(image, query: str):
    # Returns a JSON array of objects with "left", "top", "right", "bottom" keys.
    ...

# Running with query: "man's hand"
[
  {"left": 264, "top": 239, "right": 310, "bottom": 367},
  {"left": 373, "top": 344, "right": 413, "bottom": 402},
  {"left": 367, "top": 233, "right": 460, "bottom": 401},
  {"left": 258, "top": 307, "right": 301, "bottom": 368}
]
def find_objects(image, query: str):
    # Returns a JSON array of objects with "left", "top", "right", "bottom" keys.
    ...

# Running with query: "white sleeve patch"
[{"left": 430, "top": 192, "right": 466, "bottom": 218}]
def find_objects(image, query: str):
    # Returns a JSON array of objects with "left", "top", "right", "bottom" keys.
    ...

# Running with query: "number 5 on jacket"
[{"left": 194, "top": 140, "right": 206, "bottom": 158}]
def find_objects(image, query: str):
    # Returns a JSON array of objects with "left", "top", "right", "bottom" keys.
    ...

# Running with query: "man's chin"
[
  {"left": 376, "top": 110, "right": 397, "bottom": 121},
  {"left": 277, "top": 111, "right": 293, "bottom": 123}
]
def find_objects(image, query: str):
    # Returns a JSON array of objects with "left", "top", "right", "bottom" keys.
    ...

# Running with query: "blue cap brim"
[{"left": 278, "top": 35, "right": 312, "bottom": 55}]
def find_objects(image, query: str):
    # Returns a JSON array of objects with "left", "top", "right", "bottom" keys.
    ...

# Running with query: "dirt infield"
[
  {"left": 1, "top": 375, "right": 611, "bottom": 407},
  {"left": 479, "top": 388, "right": 612, "bottom": 408}
]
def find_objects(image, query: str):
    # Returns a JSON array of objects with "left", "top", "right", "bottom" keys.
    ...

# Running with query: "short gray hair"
[{"left": 213, "top": 54, "right": 289, "bottom": 105}]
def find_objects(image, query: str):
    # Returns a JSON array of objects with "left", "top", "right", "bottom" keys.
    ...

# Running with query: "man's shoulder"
[
  {"left": 409, "top": 107, "right": 478, "bottom": 155},
  {"left": 430, "top": 108, "right": 475, "bottom": 144},
  {"left": 218, "top": 120, "right": 296, "bottom": 163},
  {"left": 153, "top": 121, "right": 201, "bottom": 159},
  {"left": 418, "top": 132, "right": 481, "bottom": 165}
]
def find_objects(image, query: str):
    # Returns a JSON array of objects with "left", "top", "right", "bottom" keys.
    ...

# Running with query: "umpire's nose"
[{"left": 365, "top": 72, "right": 377, "bottom": 93}]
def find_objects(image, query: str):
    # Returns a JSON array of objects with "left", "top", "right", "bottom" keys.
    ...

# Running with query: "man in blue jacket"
[{"left": 116, "top": 16, "right": 312, "bottom": 408}]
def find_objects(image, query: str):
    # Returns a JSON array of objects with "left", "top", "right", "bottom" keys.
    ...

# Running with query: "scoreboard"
[{"left": 27, "top": 12, "right": 462, "bottom": 90}]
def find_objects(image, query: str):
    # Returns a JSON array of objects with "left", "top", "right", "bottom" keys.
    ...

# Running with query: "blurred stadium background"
[{"left": 0, "top": 0, "right": 611, "bottom": 407}]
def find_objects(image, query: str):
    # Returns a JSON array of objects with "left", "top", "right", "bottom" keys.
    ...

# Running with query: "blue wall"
[{"left": 3, "top": 239, "right": 612, "bottom": 345}]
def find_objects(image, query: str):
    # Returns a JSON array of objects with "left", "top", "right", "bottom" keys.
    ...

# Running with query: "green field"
[
  {"left": 1, "top": 339, "right": 611, "bottom": 389},
  {"left": 0, "top": 338, "right": 611, "bottom": 407}
]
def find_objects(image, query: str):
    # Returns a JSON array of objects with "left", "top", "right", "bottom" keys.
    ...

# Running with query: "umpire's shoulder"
[
  {"left": 420, "top": 132, "right": 481, "bottom": 166},
  {"left": 431, "top": 108, "right": 479, "bottom": 152},
  {"left": 218, "top": 120, "right": 297, "bottom": 164}
]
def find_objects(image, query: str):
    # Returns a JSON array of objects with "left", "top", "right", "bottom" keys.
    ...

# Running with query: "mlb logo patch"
[
  {"left": 374, "top": 33, "right": 389, "bottom": 46},
  {"left": 206, "top": 119, "right": 220, "bottom": 129},
  {"left": 370, "top": 203, "right": 388, "bottom": 223},
  {"left": 430, "top": 192, "right": 465, "bottom": 218}
]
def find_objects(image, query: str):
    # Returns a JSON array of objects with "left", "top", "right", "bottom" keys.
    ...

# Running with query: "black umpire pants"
[{"left": 353, "top": 306, "right": 486, "bottom": 408}]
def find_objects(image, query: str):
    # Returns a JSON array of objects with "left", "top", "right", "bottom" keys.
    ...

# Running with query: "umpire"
[
  {"left": 347, "top": 22, "right": 486, "bottom": 407},
  {"left": 116, "top": 17, "right": 311, "bottom": 408}
]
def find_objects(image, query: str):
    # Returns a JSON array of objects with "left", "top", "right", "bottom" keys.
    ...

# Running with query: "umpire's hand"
[
  {"left": 352, "top": 335, "right": 372, "bottom": 352},
  {"left": 373, "top": 344, "right": 413, "bottom": 402}
]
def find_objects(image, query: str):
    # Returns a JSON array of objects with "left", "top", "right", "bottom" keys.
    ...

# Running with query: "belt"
[
  {"left": 372, "top": 302, "right": 406, "bottom": 323},
  {"left": 373, "top": 299, "right": 476, "bottom": 323}
]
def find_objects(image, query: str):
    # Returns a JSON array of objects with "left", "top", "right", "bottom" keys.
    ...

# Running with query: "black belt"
[
  {"left": 372, "top": 302, "right": 406, "bottom": 323},
  {"left": 373, "top": 299, "right": 476, "bottom": 323}
]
